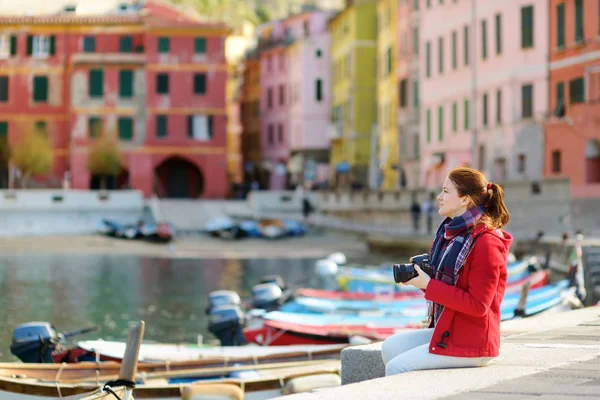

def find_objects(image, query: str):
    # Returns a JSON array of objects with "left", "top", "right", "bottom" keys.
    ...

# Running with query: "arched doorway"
[
  {"left": 585, "top": 139, "right": 600, "bottom": 183},
  {"left": 155, "top": 157, "right": 204, "bottom": 198}
]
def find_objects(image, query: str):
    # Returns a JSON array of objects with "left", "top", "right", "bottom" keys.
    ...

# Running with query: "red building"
[
  {"left": 545, "top": 0, "right": 600, "bottom": 198},
  {"left": 0, "top": 1, "right": 230, "bottom": 198}
]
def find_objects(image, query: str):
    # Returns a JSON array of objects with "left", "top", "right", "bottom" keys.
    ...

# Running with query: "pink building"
[
  {"left": 420, "top": 0, "right": 548, "bottom": 188},
  {"left": 285, "top": 11, "right": 332, "bottom": 186},
  {"left": 258, "top": 21, "right": 290, "bottom": 190}
]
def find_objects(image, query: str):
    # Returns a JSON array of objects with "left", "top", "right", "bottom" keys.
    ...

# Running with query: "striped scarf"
[{"left": 428, "top": 205, "right": 485, "bottom": 326}]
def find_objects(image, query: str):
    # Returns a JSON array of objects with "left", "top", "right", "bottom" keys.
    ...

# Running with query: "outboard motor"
[
  {"left": 251, "top": 283, "right": 283, "bottom": 311},
  {"left": 208, "top": 305, "right": 246, "bottom": 346},
  {"left": 206, "top": 290, "right": 241, "bottom": 314},
  {"left": 260, "top": 275, "right": 286, "bottom": 291},
  {"left": 10, "top": 322, "right": 61, "bottom": 363}
]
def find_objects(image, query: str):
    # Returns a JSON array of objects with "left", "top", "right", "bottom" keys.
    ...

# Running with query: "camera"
[{"left": 392, "top": 254, "right": 435, "bottom": 284}]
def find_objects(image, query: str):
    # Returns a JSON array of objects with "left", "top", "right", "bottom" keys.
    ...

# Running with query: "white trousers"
[{"left": 381, "top": 328, "right": 495, "bottom": 376}]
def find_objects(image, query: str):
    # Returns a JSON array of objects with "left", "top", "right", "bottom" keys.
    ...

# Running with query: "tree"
[
  {"left": 10, "top": 126, "right": 53, "bottom": 188},
  {"left": 87, "top": 135, "right": 123, "bottom": 190}
]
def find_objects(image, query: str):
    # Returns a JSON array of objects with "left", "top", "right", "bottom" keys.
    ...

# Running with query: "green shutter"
[
  {"left": 452, "top": 31, "right": 457, "bottom": 69},
  {"left": 89, "top": 116, "right": 103, "bottom": 138},
  {"left": 438, "top": 106, "right": 443, "bottom": 141},
  {"left": 156, "top": 115, "right": 167, "bottom": 138},
  {"left": 10, "top": 35, "right": 17, "bottom": 56},
  {"left": 481, "top": 20, "right": 487, "bottom": 60},
  {"left": 387, "top": 47, "right": 392, "bottom": 75},
  {"left": 89, "top": 70, "right": 103, "bottom": 98},
  {"left": 119, "top": 70, "right": 134, "bottom": 98},
  {"left": 120, "top": 36, "right": 132, "bottom": 52},
  {"left": 557, "top": 82, "right": 565, "bottom": 107},
  {"left": 194, "top": 73, "right": 206, "bottom": 94},
  {"left": 158, "top": 37, "right": 170, "bottom": 53},
  {"left": 413, "top": 80, "right": 419, "bottom": 108},
  {"left": 557, "top": 4, "right": 565, "bottom": 48},
  {"left": 208, "top": 116, "right": 213, "bottom": 139},
  {"left": 0, "top": 121, "right": 8, "bottom": 138},
  {"left": 187, "top": 115, "right": 193, "bottom": 138},
  {"left": 157, "top": 74, "right": 169, "bottom": 94},
  {"left": 27, "top": 35, "right": 33, "bottom": 55},
  {"left": 495, "top": 14, "right": 502, "bottom": 54},
  {"left": 49, "top": 35, "right": 55, "bottom": 55},
  {"left": 521, "top": 6, "right": 534, "bottom": 48},
  {"left": 426, "top": 42, "right": 430, "bottom": 77},
  {"left": 0, "top": 77, "right": 8, "bottom": 102},
  {"left": 33, "top": 76, "right": 48, "bottom": 102},
  {"left": 118, "top": 117, "right": 133, "bottom": 140},
  {"left": 426, "top": 109, "right": 431, "bottom": 143},
  {"left": 452, "top": 102, "right": 457, "bottom": 133},
  {"left": 464, "top": 99, "right": 469, "bottom": 130},
  {"left": 464, "top": 26, "right": 469, "bottom": 66},
  {"left": 497, "top": 90, "right": 502, "bottom": 124},
  {"left": 438, "top": 37, "right": 443, "bottom": 73},
  {"left": 575, "top": 0, "right": 584, "bottom": 42},
  {"left": 483, "top": 93, "right": 488, "bottom": 126},
  {"left": 195, "top": 37, "right": 206, "bottom": 54}
]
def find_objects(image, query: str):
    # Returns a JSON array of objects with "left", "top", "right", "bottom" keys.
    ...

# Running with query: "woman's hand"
[{"left": 406, "top": 264, "right": 431, "bottom": 290}]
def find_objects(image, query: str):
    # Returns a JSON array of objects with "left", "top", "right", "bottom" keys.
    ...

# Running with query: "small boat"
[
  {"left": 140, "top": 222, "right": 175, "bottom": 243},
  {"left": 258, "top": 219, "right": 307, "bottom": 239}
]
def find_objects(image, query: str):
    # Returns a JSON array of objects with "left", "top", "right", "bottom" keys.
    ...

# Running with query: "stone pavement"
[{"left": 278, "top": 306, "right": 600, "bottom": 400}]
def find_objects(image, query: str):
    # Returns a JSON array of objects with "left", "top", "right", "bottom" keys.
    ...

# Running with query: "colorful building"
[
  {"left": 545, "top": 0, "right": 600, "bottom": 199},
  {"left": 396, "top": 0, "right": 420, "bottom": 190},
  {"left": 285, "top": 11, "right": 333, "bottom": 188},
  {"left": 420, "top": 0, "right": 548, "bottom": 188},
  {"left": 0, "top": 0, "right": 230, "bottom": 198},
  {"left": 328, "top": 0, "right": 377, "bottom": 188},
  {"left": 376, "top": 0, "right": 398, "bottom": 190},
  {"left": 257, "top": 21, "right": 291, "bottom": 190}
]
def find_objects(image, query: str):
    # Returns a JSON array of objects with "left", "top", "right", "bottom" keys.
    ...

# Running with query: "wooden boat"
[{"left": 0, "top": 360, "right": 341, "bottom": 400}]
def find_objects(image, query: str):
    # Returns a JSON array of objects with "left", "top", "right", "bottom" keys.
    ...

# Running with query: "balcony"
[{"left": 70, "top": 52, "right": 146, "bottom": 65}]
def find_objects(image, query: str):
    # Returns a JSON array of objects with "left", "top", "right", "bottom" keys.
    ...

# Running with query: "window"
[
  {"left": 517, "top": 154, "right": 526, "bottom": 173},
  {"left": 413, "top": 80, "right": 419, "bottom": 108},
  {"left": 316, "top": 48, "right": 322, "bottom": 58},
  {"left": 556, "top": 4, "right": 565, "bottom": 48},
  {"left": 495, "top": 14, "right": 502, "bottom": 54},
  {"left": 28, "top": 35, "right": 54, "bottom": 58},
  {"left": 464, "top": 99, "right": 469, "bottom": 130},
  {"left": 89, "top": 116, "right": 103, "bottom": 138},
  {"left": 481, "top": 20, "right": 487, "bottom": 60},
  {"left": 277, "top": 124, "right": 284, "bottom": 143},
  {"left": 0, "top": 34, "right": 17, "bottom": 58},
  {"left": 387, "top": 47, "right": 392, "bottom": 75},
  {"left": 399, "top": 79, "right": 407, "bottom": 108},
  {"left": 120, "top": 36, "right": 132, "bottom": 52},
  {"left": 156, "top": 74, "right": 169, "bottom": 94},
  {"left": 413, "top": 27, "right": 419, "bottom": 55},
  {"left": 33, "top": 76, "right": 48, "bottom": 102},
  {"left": 521, "top": 84, "right": 533, "bottom": 118},
  {"left": 267, "top": 88, "right": 273, "bottom": 109},
  {"left": 438, "top": 106, "right": 444, "bottom": 141},
  {"left": 452, "top": 102, "right": 457, "bottom": 133},
  {"left": 187, "top": 115, "right": 212, "bottom": 140},
  {"left": 279, "top": 84, "right": 285, "bottom": 106},
  {"left": 552, "top": 150, "right": 561, "bottom": 173},
  {"left": 425, "top": 41, "right": 431, "bottom": 77},
  {"left": 0, "top": 121, "right": 7, "bottom": 138},
  {"left": 194, "top": 73, "right": 206, "bottom": 94},
  {"left": 496, "top": 89, "right": 502, "bottom": 124},
  {"left": 575, "top": 0, "right": 584, "bottom": 43},
  {"left": 158, "top": 37, "right": 170, "bottom": 53},
  {"left": 569, "top": 77, "right": 584, "bottom": 104},
  {"left": 426, "top": 109, "right": 431, "bottom": 143},
  {"left": 119, "top": 70, "right": 133, "bottom": 98},
  {"left": 89, "top": 69, "right": 103, "bottom": 98},
  {"left": 82, "top": 36, "right": 95, "bottom": 52},
  {"left": 316, "top": 79, "right": 322, "bottom": 102},
  {"left": 438, "top": 37, "right": 444, "bottom": 74},
  {"left": 427, "top": 0, "right": 431, "bottom": 8},
  {"left": 463, "top": 25, "right": 469, "bottom": 66},
  {"left": 482, "top": 92, "right": 488, "bottom": 126},
  {"left": 414, "top": 0, "right": 419, "bottom": 10},
  {"left": 451, "top": 31, "right": 457, "bottom": 69},
  {"left": 521, "top": 6, "right": 534, "bottom": 49},
  {"left": 118, "top": 117, "right": 133, "bottom": 140},
  {"left": 556, "top": 81, "right": 565, "bottom": 109},
  {"left": 195, "top": 37, "right": 206, "bottom": 54},
  {"left": 156, "top": 115, "right": 167, "bottom": 138},
  {"left": 0, "top": 76, "right": 8, "bottom": 102},
  {"left": 268, "top": 124, "right": 274, "bottom": 145}
]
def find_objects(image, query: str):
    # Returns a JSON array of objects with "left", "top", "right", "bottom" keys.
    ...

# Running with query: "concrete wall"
[
  {"left": 319, "top": 178, "right": 574, "bottom": 237},
  {"left": 247, "top": 190, "right": 321, "bottom": 213},
  {"left": 0, "top": 190, "right": 144, "bottom": 236}
]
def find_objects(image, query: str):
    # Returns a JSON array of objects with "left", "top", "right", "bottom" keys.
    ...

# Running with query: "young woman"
[{"left": 381, "top": 167, "right": 512, "bottom": 375}]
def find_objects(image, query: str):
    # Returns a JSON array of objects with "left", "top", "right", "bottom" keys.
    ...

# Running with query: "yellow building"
[
  {"left": 376, "top": 0, "right": 398, "bottom": 190},
  {"left": 329, "top": 0, "right": 378, "bottom": 188}
]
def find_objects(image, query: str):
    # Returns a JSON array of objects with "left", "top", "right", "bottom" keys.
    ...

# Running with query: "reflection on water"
[{"left": 0, "top": 254, "right": 331, "bottom": 361}]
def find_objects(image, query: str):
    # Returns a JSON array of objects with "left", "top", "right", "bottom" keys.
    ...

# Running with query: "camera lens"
[{"left": 392, "top": 263, "right": 419, "bottom": 284}]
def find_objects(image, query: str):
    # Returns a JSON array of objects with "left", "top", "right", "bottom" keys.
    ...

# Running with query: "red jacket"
[{"left": 424, "top": 224, "right": 513, "bottom": 358}]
